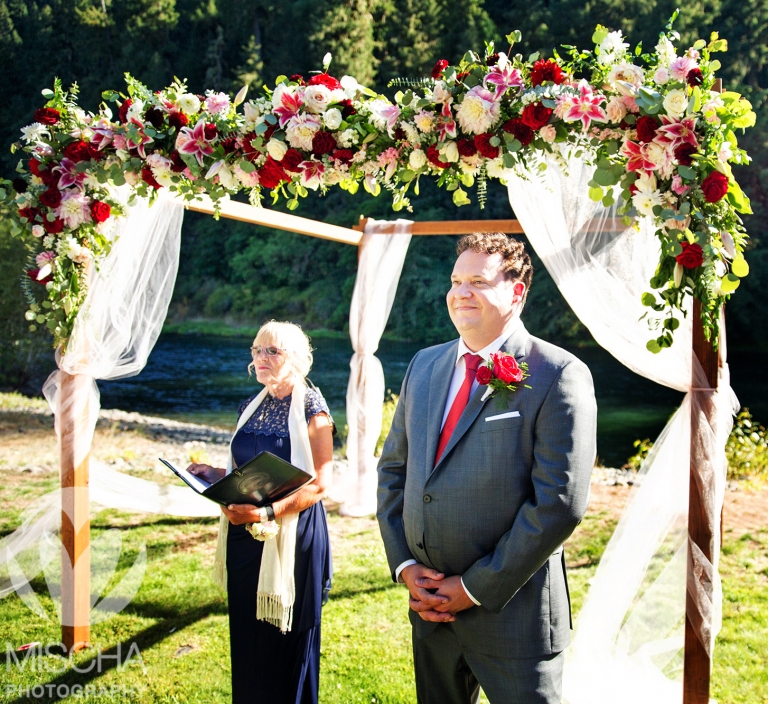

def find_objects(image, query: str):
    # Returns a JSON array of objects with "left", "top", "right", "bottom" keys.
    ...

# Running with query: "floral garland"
[{"left": 5, "top": 15, "right": 755, "bottom": 352}]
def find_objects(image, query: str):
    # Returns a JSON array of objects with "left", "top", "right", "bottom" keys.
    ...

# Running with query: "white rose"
[
  {"left": 243, "top": 103, "right": 261, "bottom": 124},
  {"left": 179, "top": 94, "right": 201, "bottom": 116},
  {"left": 663, "top": 89, "right": 688, "bottom": 118},
  {"left": 606, "top": 96, "right": 627, "bottom": 123},
  {"left": 217, "top": 163, "right": 239, "bottom": 191},
  {"left": 266, "top": 139, "right": 289, "bottom": 161},
  {"left": 304, "top": 85, "right": 332, "bottom": 114},
  {"left": 31, "top": 225, "right": 45, "bottom": 238},
  {"left": 539, "top": 125, "right": 557, "bottom": 143},
  {"left": 408, "top": 149, "right": 427, "bottom": 169},
  {"left": 654, "top": 67, "right": 669, "bottom": 85},
  {"left": 323, "top": 108, "right": 342, "bottom": 131},
  {"left": 440, "top": 141, "right": 459, "bottom": 163}
]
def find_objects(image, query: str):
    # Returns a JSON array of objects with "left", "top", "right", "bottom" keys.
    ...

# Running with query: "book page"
[{"left": 159, "top": 459, "right": 212, "bottom": 494}]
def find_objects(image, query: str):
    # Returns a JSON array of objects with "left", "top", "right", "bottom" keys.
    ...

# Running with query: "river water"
[{"left": 99, "top": 333, "right": 767, "bottom": 468}]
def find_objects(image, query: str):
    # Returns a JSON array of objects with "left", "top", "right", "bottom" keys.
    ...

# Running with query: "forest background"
[{"left": 0, "top": 0, "right": 766, "bottom": 390}]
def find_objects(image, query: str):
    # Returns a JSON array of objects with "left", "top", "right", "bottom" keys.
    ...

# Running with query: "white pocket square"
[{"left": 485, "top": 411, "right": 521, "bottom": 422}]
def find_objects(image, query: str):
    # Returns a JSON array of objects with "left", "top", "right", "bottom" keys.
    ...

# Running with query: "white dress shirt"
[{"left": 395, "top": 319, "right": 522, "bottom": 605}]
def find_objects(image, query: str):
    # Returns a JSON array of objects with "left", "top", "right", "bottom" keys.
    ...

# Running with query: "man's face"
[{"left": 446, "top": 250, "right": 525, "bottom": 340}]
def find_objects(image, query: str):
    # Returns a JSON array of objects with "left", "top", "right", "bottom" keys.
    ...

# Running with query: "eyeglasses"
[{"left": 250, "top": 345, "right": 286, "bottom": 357}]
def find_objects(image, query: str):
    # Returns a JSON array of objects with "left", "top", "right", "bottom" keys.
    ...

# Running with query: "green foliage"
[
  {"left": 623, "top": 437, "right": 654, "bottom": 471},
  {"left": 375, "top": 391, "right": 399, "bottom": 456},
  {"left": 726, "top": 408, "right": 768, "bottom": 480}
]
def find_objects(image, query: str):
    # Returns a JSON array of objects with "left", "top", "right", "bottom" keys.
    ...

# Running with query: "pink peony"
[{"left": 203, "top": 92, "right": 231, "bottom": 115}]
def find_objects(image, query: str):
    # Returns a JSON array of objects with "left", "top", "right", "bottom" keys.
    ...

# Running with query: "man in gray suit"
[{"left": 377, "top": 233, "right": 597, "bottom": 703}]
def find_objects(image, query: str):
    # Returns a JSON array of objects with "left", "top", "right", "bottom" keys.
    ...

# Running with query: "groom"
[{"left": 377, "top": 233, "right": 597, "bottom": 703}]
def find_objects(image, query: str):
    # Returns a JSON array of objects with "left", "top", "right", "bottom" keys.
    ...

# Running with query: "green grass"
[{"left": 0, "top": 472, "right": 766, "bottom": 703}]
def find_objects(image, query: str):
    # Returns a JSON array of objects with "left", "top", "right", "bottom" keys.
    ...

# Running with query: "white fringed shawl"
[{"left": 213, "top": 382, "right": 315, "bottom": 633}]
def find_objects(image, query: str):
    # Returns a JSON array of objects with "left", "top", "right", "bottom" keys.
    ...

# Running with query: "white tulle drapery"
[
  {"left": 506, "top": 155, "right": 736, "bottom": 702},
  {"left": 337, "top": 219, "right": 412, "bottom": 517},
  {"left": 0, "top": 193, "right": 201, "bottom": 600}
]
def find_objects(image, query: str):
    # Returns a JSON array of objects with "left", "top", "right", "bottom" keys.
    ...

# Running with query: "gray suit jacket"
[{"left": 377, "top": 323, "right": 597, "bottom": 658}]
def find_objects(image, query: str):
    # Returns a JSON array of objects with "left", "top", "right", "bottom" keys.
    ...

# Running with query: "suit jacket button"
[{"left": 423, "top": 494, "right": 432, "bottom": 503}]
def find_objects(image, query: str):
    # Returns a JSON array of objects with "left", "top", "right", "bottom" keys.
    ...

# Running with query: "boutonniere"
[{"left": 478, "top": 352, "right": 531, "bottom": 405}]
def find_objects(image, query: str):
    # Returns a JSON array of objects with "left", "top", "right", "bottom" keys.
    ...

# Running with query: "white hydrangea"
[
  {"left": 655, "top": 36, "right": 677, "bottom": 67},
  {"left": 335, "top": 128, "right": 359, "bottom": 148}
]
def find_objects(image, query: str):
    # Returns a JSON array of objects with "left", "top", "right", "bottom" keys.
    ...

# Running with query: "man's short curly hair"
[{"left": 456, "top": 232, "right": 533, "bottom": 303}]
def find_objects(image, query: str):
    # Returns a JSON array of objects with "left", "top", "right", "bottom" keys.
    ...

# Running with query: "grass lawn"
[{"left": 0, "top": 402, "right": 766, "bottom": 702}]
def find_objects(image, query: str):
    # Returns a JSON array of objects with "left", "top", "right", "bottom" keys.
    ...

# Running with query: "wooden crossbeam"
[
  {"left": 178, "top": 194, "right": 363, "bottom": 245},
  {"left": 353, "top": 216, "right": 524, "bottom": 235}
]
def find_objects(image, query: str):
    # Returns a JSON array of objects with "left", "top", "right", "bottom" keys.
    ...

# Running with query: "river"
[{"left": 98, "top": 333, "right": 766, "bottom": 468}]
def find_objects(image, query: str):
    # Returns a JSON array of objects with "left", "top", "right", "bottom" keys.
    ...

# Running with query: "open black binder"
[{"left": 159, "top": 451, "right": 313, "bottom": 507}]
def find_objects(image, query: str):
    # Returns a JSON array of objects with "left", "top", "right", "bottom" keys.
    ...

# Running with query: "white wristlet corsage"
[{"left": 246, "top": 520, "right": 280, "bottom": 541}]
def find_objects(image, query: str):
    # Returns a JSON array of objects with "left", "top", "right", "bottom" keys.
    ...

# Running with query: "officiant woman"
[{"left": 188, "top": 321, "right": 334, "bottom": 704}]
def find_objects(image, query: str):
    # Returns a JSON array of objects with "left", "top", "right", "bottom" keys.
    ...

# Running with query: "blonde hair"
[{"left": 248, "top": 321, "right": 314, "bottom": 379}]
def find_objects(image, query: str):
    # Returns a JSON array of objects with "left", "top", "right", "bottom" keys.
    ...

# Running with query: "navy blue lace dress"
[{"left": 227, "top": 387, "right": 333, "bottom": 704}]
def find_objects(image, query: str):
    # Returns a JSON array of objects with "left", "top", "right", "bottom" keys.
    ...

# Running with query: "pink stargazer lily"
[
  {"left": 299, "top": 159, "right": 325, "bottom": 190},
  {"left": 483, "top": 57, "right": 524, "bottom": 95},
  {"left": 125, "top": 118, "right": 154, "bottom": 159},
  {"left": 90, "top": 118, "right": 115, "bottom": 151},
  {"left": 561, "top": 80, "right": 608, "bottom": 131},
  {"left": 176, "top": 120, "right": 214, "bottom": 166},
  {"left": 54, "top": 158, "right": 86, "bottom": 190},
  {"left": 655, "top": 115, "right": 699, "bottom": 150},
  {"left": 378, "top": 104, "right": 401, "bottom": 136},
  {"left": 273, "top": 88, "right": 304, "bottom": 128},
  {"left": 621, "top": 140, "right": 657, "bottom": 174},
  {"left": 438, "top": 102, "right": 457, "bottom": 140}
]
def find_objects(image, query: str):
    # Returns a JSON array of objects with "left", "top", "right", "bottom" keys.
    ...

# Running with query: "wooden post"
[
  {"left": 59, "top": 369, "right": 91, "bottom": 653},
  {"left": 683, "top": 300, "right": 719, "bottom": 703}
]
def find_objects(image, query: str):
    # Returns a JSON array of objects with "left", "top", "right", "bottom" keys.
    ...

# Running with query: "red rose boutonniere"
[{"left": 478, "top": 352, "right": 530, "bottom": 404}]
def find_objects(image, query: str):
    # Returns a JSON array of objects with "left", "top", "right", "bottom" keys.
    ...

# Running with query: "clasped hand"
[
  {"left": 400, "top": 564, "right": 475, "bottom": 622},
  {"left": 187, "top": 463, "right": 258, "bottom": 525}
]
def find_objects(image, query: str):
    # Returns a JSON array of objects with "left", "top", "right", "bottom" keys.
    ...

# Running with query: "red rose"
[
  {"left": 90, "top": 200, "right": 111, "bottom": 223},
  {"left": 33, "top": 107, "right": 61, "bottom": 125},
  {"left": 474, "top": 133, "right": 500, "bottom": 159},
  {"left": 486, "top": 53, "right": 500, "bottom": 66},
  {"left": 221, "top": 136, "right": 239, "bottom": 154},
  {"left": 39, "top": 188, "right": 62, "bottom": 208},
  {"left": 491, "top": 352, "right": 524, "bottom": 384},
  {"left": 62, "top": 140, "right": 93, "bottom": 163},
  {"left": 12, "top": 178, "right": 27, "bottom": 193},
  {"left": 290, "top": 74, "right": 306, "bottom": 86},
  {"left": 635, "top": 116, "right": 659, "bottom": 144},
  {"left": 118, "top": 99, "right": 133, "bottom": 123},
  {"left": 530, "top": 59, "right": 564, "bottom": 87},
  {"left": 18, "top": 207, "right": 40, "bottom": 222},
  {"left": 258, "top": 156, "right": 290, "bottom": 189},
  {"left": 143, "top": 107, "right": 163, "bottom": 129},
  {"left": 676, "top": 241, "right": 704, "bottom": 269},
  {"left": 502, "top": 118, "right": 533, "bottom": 146},
  {"left": 28, "top": 158, "right": 45, "bottom": 177},
  {"left": 700, "top": 170, "right": 729, "bottom": 203},
  {"left": 456, "top": 139, "right": 477, "bottom": 157},
  {"left": 242, "top": 132, "right": 261, "bottom": 162},
  {"left": 308, "top": 73, "right": 342, "bottom": 90},
  {"left": 168, "top": 111, "right": 189, "bottom": 130},
  {"left": 476, "top": 365, "right": 493, "bottom": 385},
  {"left": 169, "top": 151, "right": 187, "bottom": 173},
  {"left": 263, "top": 123, "right": 278, "bottom": 142},
  {"left": 40, "top": 167, "right": 60, "bottom": 188},
  {"left": 203, "top": 123, "right": 218, "bottom": 140},
  {"left": 282, "top": 148, "right": 304, "bottom": 173},
  {"left": 333, "top": 149, "right": 354, "bottom": 164},
  {"left": 432, "top": 59, "right": 449, "bottom": 79},
  {"left": 27, "top": 268, "right": 52, "bottom": 285},
  {"left": 312, "top": 130, "right": 336, "bottom": 156},
  {"left": 43, "top": 217, "right": 64, "bottom": 234},
  {"left": 687, "top": 68, "right": 704, "bottom": 87},
  {"left": 141, "top": 167, "right": 162, "bottom": 190},
  {"left": 674, "top": 143, "right": 697, "bottom": 166},
  {"left": 426, "top": 144, "right": 449, "bottom": 169},
  {"left": 338, "top": 99, "right": 356, "bottom": 119},
  {"left": 521, "top": 103, "right": 552, "bottom": 130},
  {"left": 394, "top": 127, "right": 405, "bottom": 141}
]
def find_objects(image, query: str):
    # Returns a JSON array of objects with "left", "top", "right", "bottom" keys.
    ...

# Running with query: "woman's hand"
[
  {"left": 222, "top": 503, "right": 261, "bottom": 525},
  {"left": 187, "top": 463, "right": 226, "bottom": 484}
]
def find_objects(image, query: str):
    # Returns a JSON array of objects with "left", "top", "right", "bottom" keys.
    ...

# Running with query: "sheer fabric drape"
[
  {"left": 506, "top": 155, "right": 735, "bottom": 702},
  {"left": 337, "top": 219, "right": 412, "bottom": 517},
  {"left": 0, "top": 193, "right": 215, "bottom": 600}
]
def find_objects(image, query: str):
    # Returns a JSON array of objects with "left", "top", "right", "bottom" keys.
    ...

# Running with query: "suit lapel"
[
  {"left": 432, "top": 323, "right": 531, "bottom": 472},
  {"left": 425, "top": 340, "right": 460, "bottom": 475}
]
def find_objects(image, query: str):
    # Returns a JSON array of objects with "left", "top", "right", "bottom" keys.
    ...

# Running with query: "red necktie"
[{"left": 435, "top": 353, "right": 483, "bottom": 465}]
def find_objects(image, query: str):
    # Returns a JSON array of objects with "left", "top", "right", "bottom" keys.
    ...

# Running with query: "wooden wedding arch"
[{"left": 56, "top": 195, "right": 721, "bottom": 704}]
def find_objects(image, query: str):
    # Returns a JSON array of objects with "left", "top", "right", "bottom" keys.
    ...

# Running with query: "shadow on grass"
[
  {"left": 328, "top": 581, "right": 400, "bottom": 601},
  {"left": 3, "top": 601, "right": 226, "bottom": 703}
]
